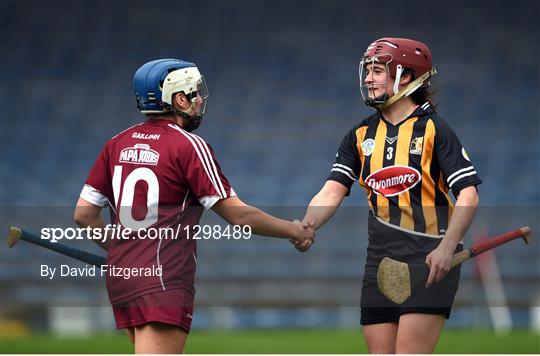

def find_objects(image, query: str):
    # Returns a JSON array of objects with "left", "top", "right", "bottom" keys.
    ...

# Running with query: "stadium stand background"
[{"left": 1, "top": 0, "right": 539, "bottom": 333}]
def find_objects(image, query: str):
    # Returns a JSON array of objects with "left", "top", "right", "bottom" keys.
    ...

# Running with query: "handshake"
[{"left": 289, "top": 219, "right": 316, "bottom": 253}]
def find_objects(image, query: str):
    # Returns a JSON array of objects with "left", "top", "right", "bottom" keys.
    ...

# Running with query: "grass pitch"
[{"left": 1, "top": 329, "right": 539, "bottom": 353}]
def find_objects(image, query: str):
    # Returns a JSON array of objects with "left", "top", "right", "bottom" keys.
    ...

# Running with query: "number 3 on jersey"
[
  {"left": 112, "top": 165, "right": 159, "bottom": 230},
  {"left": 386, "top": 147, "right": 394, "bottom": 160}
]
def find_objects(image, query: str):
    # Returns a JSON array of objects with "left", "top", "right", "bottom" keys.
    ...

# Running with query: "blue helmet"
[{"left": 133, "top": 59, "right": 206, "bottom": 114}]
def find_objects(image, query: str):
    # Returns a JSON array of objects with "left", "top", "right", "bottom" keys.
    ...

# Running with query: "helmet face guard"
[
  {"left": 182, "top": 75, "right": 209, "bottom": 118},
  {"left": 359, "top": 54, "right": 392, "bottom": 107},
  {"left": 172, "top": 75, "right": 209, "bottom": 132}
]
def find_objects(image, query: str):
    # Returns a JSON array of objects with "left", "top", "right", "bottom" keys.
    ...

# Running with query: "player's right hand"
[{"left": 290, "top": 219, "right": 315, "bottom": 252}]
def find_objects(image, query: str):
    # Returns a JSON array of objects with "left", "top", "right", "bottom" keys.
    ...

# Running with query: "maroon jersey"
[{"left": 80, "top": 118, "right": 235, "bottom": 304}]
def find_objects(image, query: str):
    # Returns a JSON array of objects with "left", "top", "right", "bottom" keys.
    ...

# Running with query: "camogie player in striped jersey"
[
  {"left": 73, "top": 59, "right": 314, "bottom": 353},
  {"left": 296, "top": 38, "right": 481, "bottom": 353}
]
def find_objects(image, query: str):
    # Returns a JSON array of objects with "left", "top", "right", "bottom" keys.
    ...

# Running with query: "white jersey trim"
[
  {"left": 80, "top": 185, "right": 109, "bottom": 207},
  {"left": 188, "top": 132, "right": 227, "bottom": 198},
  {"left": 168, "top": 124, "right": 224, "bottom": 199},
  {"left": 199, "top": 195, "right": 222, "bottom": 210},
  {"left": 449, "top": 171, "right": 477, "bottom": 188},
  {"left": 374, "top": 214, "right": 463, "bottom": 244},
  {"left": 181, "top": 189, "right": 190, "bottom": 212},
  {"left": 447, "top": 166, "right": 474, "bottom": 183},
  {"left": 333, "top": 163, "right": 358, "bottom": 178},
  {"left": 331, "top": 167, "right": 357, "bottom": 181},
  {"left": 156, "top": 237, "right": 166, "bottom": 291}
]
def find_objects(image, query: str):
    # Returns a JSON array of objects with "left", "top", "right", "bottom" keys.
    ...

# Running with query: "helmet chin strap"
[
  {"left": 375, "top": 68, "right": 437, "bottom": 110},
  {"left": 170, "top": 102, "right": 202, "bottom": 132},
  {"left": 365, "top": 93, "right": 388, "bottom": 108}
]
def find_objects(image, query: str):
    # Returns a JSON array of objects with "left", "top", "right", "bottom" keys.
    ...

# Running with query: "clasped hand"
[{"left": 289, "top": 219, "right": 315, "bottom": 252}]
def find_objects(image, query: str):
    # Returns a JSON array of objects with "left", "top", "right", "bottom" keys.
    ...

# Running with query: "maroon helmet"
[{"left": 359, "top": 37, "right": 436, "bottom": 108}]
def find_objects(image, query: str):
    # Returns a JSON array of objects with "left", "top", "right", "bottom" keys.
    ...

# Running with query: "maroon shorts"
[{"left": 112, "top": 288, "right": 194, "bottom": 333}]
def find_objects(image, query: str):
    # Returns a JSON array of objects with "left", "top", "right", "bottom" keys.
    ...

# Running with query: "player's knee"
[
  {"left": 396, "top": 343, "right": 433, "bottom": 354},
  {"left": 395, "top": 341, "right": 414, "bottom": 354},
  {"left": 395, "top": 334, "right": 436, "bottom": 354},
  {"left": 366, "top": 336, "right": 396, "bottom": 354},
  {"left": 368, "top": 345, "right": 396, "bottom": 354}
]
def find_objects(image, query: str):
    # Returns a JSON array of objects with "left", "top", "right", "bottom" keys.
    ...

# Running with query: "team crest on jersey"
[
  {"left": 365, "top": 165, "right": 421, "bottom": 197},
  {"left": 361, "top": 139, "right": 375, "bottom": 156},
  {"left": 410, "top": 137, "right": 423, "bottom": 155},
  {"left": 119, "top": 144, "right": 160, "bottom": 165}
]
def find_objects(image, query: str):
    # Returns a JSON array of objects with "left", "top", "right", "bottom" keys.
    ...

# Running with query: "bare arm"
[
  {"left": 73, "top": 198, "right": 108, "bottom": 251},
  {"left": 212, "top": 196, "right": 314, "bottom": 244},
  {"left": 441, "top": 185, "right": 479, "bottom": 250},
  {"left": 426, "top": 185, "right": 479, "bottom": 286},
  {"left": 302, "top": 180, "right": 349, "bottom": 230}
]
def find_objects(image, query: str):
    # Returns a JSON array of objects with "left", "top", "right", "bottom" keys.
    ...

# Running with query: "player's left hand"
[{"left": 425, "top": 242, "right": 455, "bottom": 287}]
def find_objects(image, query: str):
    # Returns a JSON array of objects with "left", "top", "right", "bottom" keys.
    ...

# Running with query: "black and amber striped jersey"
[{"left": 328, "top": 102, "right": 482, "bottom": 236}]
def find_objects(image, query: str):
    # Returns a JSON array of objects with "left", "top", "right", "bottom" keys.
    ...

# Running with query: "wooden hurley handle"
[
  {"left": 450, "top": 250, "right": 471, "bottom": 268},
  {"left": 450, "top": 227, "right": 531, "bottom": 268}
]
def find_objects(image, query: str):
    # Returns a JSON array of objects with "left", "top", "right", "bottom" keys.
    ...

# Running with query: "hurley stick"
[{"left": 377, "top": 227, "right": 531, "bottom": 304}]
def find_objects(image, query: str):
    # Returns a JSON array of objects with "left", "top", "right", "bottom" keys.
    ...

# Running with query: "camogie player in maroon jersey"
[
  {"left": 295, "top": 38, "right": 481, "bottom": 353},
  {"left": 74, "top": 59, "right": 314, "bottom": 353}
]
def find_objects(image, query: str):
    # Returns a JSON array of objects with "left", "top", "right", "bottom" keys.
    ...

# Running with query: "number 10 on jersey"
[{"left": 112, "top": 165, "right": 159, "bottom": 230}]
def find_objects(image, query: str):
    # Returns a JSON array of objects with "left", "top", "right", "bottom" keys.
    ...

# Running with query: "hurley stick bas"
[
  {"left": 7, "top": 227, "right": 106, "bottom": 267},
  {"left": 377, "top": 226, "right": 531, "bottom": 304}
]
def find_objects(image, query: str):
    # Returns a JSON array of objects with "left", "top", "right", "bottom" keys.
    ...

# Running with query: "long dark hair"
[{"left": 402, "top": 68, "right": 438, "bottom": 112}]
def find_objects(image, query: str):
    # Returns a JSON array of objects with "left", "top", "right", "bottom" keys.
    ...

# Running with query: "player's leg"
[
  {"left": 126, "top": 327, "right": 135, "bottom": 344},
  {"left": 113, "top": 306, "right": 137, "bottom": 347},
  {"left": 361, "top": 276, "right": 400, "bottom": 353},
  {"left": 362, "top": 322, "right": 399, "bottom": 353},
  {"left": 394, "top": 252, "right": 459, "bottom": 353},
  {"left": 395, "top": 313, "right": 445, "bottom": 353},
  {"left": 134, "top": 322, "right": 188, "bottom": 354}
]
